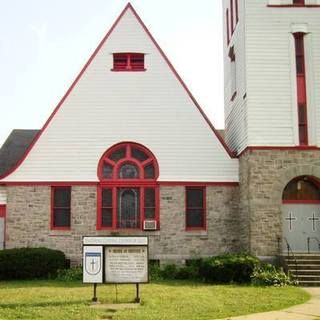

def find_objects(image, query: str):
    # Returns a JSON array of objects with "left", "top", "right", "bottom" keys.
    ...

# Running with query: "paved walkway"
[{"left": 222, "top": 288, "right": 320, "bottom": 320}]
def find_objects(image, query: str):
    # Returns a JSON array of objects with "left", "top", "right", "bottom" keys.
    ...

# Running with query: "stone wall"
[
  {"left": 239, "top": 148, "right": 320, "bottom": 257},
  {"left": 6, "top": 185, "right": 240, "bottom": 265}
]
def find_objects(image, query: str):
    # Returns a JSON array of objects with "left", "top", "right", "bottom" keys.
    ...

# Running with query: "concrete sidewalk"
[{"left": 221, "top": 288, "right": 320, "bottom": 320}]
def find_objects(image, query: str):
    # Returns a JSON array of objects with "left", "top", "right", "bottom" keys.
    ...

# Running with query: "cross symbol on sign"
[
  {"left": 285, "top": 212, "right": 297, "bottom": 231},
  {"left": 90, "top": 259, "right": 96, "bottom": 271},
  {"left": 308, "top": 213, "right": 320, "bottom": 232}
]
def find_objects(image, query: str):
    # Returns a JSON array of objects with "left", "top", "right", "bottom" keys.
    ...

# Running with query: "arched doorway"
[{"left": 282, "top": 176, "right": 320, "bottom": 252}]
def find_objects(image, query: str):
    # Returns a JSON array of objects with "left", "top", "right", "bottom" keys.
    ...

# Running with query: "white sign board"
[
  {"left": 83, "top": 237, "right": 148, "bottom": 246},
  {"left": 105, "top": 246, "right": 148, "bottom": 283},
  {"left": 83, "top": 246, "right": 103, "bottom": 283}
]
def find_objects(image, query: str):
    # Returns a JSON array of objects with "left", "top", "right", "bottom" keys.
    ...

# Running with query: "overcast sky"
[{"left": 0, "top": 0, "right": 224, "bottom": 147}]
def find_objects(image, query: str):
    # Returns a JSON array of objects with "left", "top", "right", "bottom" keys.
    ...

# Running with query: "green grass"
[{"left": 0, "top": 280, "right": 309, "bottom": 320}]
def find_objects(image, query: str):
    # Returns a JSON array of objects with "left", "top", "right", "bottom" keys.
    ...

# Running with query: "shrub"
[
  {"left": 149, "top": 260, "right": 201, "bottom": 281},
  {"left": 251, "top": 264, "right": 296, "bottom": 287},
  {"left": 160, "top": 264, "right": 179, "bottom": 280},
  {"left": 199, "top": 254, "right": 260, "bottom": 283},
  {"left": 56, "top": 267, "right": 83, "bottom": 282},
  {"left": 0, "top": 247, "right": 66, "bottom": 280},
  {"left": 149, "top": 263, "right": 163, "bottom": 281}
]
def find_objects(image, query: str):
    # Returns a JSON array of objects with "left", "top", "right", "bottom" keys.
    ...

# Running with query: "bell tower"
[{"left": 222, "top": 0, "right": 320, "bottom": 258}]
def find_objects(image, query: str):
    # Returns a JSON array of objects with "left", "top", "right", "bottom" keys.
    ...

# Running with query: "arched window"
[
  {"left": 97, "top": 142, "right": 159, "bottom": 230},
  {"left": 283, "top": 176, "right": 320, "bottom": 202}
]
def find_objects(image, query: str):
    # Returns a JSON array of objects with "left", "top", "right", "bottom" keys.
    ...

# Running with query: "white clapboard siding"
[
  {"left": 0, "top": 187, "right": 6, "bottom": 205},
  {"left": 0, "top": 6, "right": 238, "bottom": 183},
  {"left": 246, "top": 0, "right": 320, "bottom": 147},
  {"left": 223, "top": 0, "right": 320, "bottom": 153},
  {"left": 223, "top": 0, "right": 248, "bottom": 154}
]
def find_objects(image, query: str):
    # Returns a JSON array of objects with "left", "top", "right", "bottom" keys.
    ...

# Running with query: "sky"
[{"left": 0, "top": 0, "right": 224, "bottom": 147}]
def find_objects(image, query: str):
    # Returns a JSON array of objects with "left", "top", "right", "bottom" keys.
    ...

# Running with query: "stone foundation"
[{"left": 6, "top": 185, "right": 239, "bottom": 265}]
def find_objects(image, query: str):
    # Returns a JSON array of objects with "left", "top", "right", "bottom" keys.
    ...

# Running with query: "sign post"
[{"left": 83, "top": 236, "right": 149, "bottom": 303}]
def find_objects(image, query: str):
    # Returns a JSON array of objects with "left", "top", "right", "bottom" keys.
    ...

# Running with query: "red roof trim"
[
  {"left": 0, "top": 3, "right": 132, "bottom": 181},
  {"left": 0, "top": 2, "right": 235, "bottom": 182},
  {"left": 238, "top": 146, "right": 320, "bottom": 157},
  {"left": 161, "top": 181, "right": 239, "bottom": 187},
  {"left": 3, "top": 181, "right": 239, "bottom": 187}
]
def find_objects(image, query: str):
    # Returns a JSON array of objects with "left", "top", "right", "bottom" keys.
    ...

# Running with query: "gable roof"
[
  {"left": 0, "top": 130, "right": 39, "bottom": 177},
  {"left": 0, "top": 3, "right": 238, "bottom": 183}
]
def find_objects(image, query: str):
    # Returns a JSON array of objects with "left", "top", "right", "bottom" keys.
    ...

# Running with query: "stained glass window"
[
  {"left": 118, "top": 188, "right": 140, "bottom": 228},
  {"left": 98, "top": 143, "right": 158, "bottom": 230},
  {"left": 119, "top": 164, "right": 139, "bottom": 179}
]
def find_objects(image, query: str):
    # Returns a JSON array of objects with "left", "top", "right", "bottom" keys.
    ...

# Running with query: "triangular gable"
[{"left": 0, "top": 3, "right": 238, "bottom": 183}]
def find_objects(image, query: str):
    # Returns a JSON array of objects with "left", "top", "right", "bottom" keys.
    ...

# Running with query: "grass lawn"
[{"left": 0, "top": 280, "right": 309, "bottom": 320}]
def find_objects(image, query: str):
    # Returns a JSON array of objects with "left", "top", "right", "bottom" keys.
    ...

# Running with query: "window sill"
[
  {"left": 49, "top": 230, "right": 72, "bottom": 236},
  {"left": 186, "top": 230, "right": 208, "bottom": 239},
  {"left": 185, "top": 229, "right": 207, "bottom": 233},
  {"left": 50, "top": 227, "right": 71, "bottom": 231},
  {"left": 111, "top": 68, "right": 146, "bottom": 72}
]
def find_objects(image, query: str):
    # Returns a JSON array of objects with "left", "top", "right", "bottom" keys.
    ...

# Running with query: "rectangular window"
[
  {"left": 144, "top": 188, "right": 155, "bottom": 219},
  {"left": 226, "top": 9, "right": 230, "bottom": 45},
  {"left": 112, "top": 53, "right": 145, "bottom": 71},
  {"left": 52, "top": 187, "right": 71, "bottom": 229},
  {"left": 186, "top": 187, "right": 206, "bottom": 230},
  {"left": 235, "top": 0, "right": 239, "bottom": 23},
  {"left": 294, "top": 33, "right": 308, "bottom": 145},
  {"left": 293, "top": 0, "right": 304, "bottom": 4},
  {"left": 230, "top": 0, "right": 234, "bottom": 34},
  {"left": 102, "top": 188, "right": 113, "bottom": 227},
  {"left": 229, "top": 46, "right": 237, "bottom": 101}
]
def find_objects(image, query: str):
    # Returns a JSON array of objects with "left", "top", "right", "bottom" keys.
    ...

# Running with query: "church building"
[{"left": 0, "top": 1, "right": 319, "bottom": 268}]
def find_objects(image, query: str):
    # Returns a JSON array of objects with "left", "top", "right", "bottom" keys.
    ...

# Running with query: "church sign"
[{"left": 82, "top": 236, "right": 149, "bottom": 284}]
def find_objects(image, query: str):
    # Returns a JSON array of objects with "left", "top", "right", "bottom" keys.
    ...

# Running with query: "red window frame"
[
  {"left": 267, "top": 1, "right": 320, "bottom": 7},
  {"left": 0, "top": 205, "right": 6, "bottom": 248},
  {"left": 229, "top": 46, "right": 237, "bottom": 101},
  {"left": 185, "top": 187, "right": 206, "bottom": 231},
  {"left": 226, "top": 9, "right": 230, "bottom": 45},
  {"left": 51, "top": 186, "right": 71, "bottom": 230},
  {"left": 0, "top": 205, "right": 5, "bottom": 218},
  {"left": 97, "top": 142, "right": 159, "bottom": 230},
  {"left": 235, "top": 0, "right": 239, "bottom": 23},
  {"left": 294, "top": 33, "right": 308, "bottom": 145},
  {"left": 112, "top": 53, "right": 146, "bottom": 72},
  {"left": 230, "top": 0, "right": 234, "bottom": 34}
]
